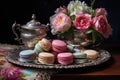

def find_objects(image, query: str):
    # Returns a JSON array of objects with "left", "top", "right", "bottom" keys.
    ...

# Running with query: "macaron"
[
  {"left": 67, "top": 44, "right": 75, "bottom": 52},
  {"left": 83, "top": 49, "right": 99, "bottom": 60},
  {"left": 57, "top": 52, "right": 73, "bottom": 65},
  {"left": 73, "top": 51, "right": 87, "bottom": 64},
  {"left": 34, "top": 43, "right": 44, "bottom": 54},
  {"left": 73, "top": 48, "right": 81, "bottom": 53},
  {"left": 38, "top": 38, "right": 52, "bottom": 51},
  {"left": 74, "top": 59, "right": 88, "bottom": 64},
  {"left": 73, "top": 52, "right": 87, "bottom": 59},
  {"left": 19, "top": 50, "right": 36, "bottom": 62},
  {"left": 52, "top": 40, "right": 67, "bottom": 53},
  {"left": 38, "top": 52, "right": 55, "bottom": 64}
]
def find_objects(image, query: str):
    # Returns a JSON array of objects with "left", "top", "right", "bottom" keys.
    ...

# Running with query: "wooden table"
[{"left": 51, "top": 43, "right": 120, "bottom": 80}]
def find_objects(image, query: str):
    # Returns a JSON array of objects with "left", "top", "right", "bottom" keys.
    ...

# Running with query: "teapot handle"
[{"left": 12, "top": 21, "right": 23, "bottom": 44}]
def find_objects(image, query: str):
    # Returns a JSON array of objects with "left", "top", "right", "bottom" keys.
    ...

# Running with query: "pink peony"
[
  {"left": 73, "top": 13, "right": 92, "bottom": 31},
  {"left": 50, "top": 13, "right": 71, "bottom": 34},
  {"left": 96, "top": 8, "right": 107, "bottom": 16},
  {"left": 0, "top": 67, "right": 21, "bottom": 79},
  {"left": 92, "top": 15, "right": 112, "bottom": 38}
]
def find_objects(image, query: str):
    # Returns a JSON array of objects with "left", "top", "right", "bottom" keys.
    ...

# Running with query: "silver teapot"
[{"left": 12, "top": 14, "right": 49, "bottom": 49}]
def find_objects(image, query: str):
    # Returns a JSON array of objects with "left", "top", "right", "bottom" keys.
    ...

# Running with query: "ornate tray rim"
[{"left": 5, "top": 46, "right": 111, "bottom": 69}]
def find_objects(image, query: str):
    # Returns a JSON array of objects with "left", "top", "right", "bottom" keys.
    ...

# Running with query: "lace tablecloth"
[{"left": 0, "top": 44, "right": 38, "bottom": 80}]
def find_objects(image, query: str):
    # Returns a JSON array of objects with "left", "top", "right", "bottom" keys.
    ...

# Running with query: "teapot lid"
[{"left": 22, "top": 14, "right": 42, "bottom": 30}]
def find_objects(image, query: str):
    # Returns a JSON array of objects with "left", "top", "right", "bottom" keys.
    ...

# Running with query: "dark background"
[{"left": 0, "top": 0, "right": 120, "bottom": 45}]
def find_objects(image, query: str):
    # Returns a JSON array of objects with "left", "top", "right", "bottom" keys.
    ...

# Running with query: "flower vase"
[{"left": 67, "top": 30, "right": 103, "bottom": 49}]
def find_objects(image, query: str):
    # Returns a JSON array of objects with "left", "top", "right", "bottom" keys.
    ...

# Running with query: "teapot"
[{"left": 12, "top": 14, "right": 49, "bottom": 49}]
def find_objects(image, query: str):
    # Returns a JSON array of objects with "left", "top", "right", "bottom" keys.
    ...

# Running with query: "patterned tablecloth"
[
  {"left": 0, "top": 44, "right": 111, "bottom": 80},
  {"left": 0, "top": 44, "right": 38, "bottom": 80}
]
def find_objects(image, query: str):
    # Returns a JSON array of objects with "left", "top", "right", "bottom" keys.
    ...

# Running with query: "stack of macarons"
[
  {"left": 32, "top": 38, "right": 99, "bottom": 65},
  {"left": 73, "top": 49, "right": 87, "bottom": 64},
  {"left": 19, "top": 50, "right": 36, "bottom": 63},
  {"left": 52, "top": 40, "right": 73, "bottom": 64},
  {"left": 36, "top": 39, "right": 75, "bottom": 65},
  {"left": 38, "top": 52, "right": 55, "bottom": 64}
]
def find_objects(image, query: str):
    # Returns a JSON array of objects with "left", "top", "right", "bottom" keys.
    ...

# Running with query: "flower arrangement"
[{"left": 50, "top": 0, "right": 112, "bottom": 47}]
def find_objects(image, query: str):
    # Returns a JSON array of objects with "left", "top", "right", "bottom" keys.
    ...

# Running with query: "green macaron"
[
  {"left": 67, "top": 44, "right": 75, "bottom": 52},
  {"left": 34, "top": 43, "right": 43, "bottom": 54},
  {"left": 74, "top": 58, "right": 88, "bottom": 64},
  {"left": 73, "top": 52, "right": 87, "bottom": 59}
]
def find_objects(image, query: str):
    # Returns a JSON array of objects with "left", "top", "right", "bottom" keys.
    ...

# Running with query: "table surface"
[{"left": 0, "top": 43, "right": 120, "bottom": 80}]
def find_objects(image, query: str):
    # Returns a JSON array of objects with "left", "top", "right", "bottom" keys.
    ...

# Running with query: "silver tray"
[{"left": 5, "top": 46, "right": 111, "bottom": 69}]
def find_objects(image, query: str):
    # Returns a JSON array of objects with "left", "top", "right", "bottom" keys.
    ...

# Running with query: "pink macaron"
[
  {"left": 57, "top": 52, "right": 73, "bottom": 65},
  {"left": 52, "top": 40, "right": 67, "bottom": 53}
]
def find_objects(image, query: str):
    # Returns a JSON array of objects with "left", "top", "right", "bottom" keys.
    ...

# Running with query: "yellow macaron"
[
  {"left": 83, "top": 49, "right": 99, "bottom": 60},
  {"left": 38, "top": 52, "right": 55, "bottom": 64},
  {"left": 38, "top": 38, "right": 52, "bottom": 51}
]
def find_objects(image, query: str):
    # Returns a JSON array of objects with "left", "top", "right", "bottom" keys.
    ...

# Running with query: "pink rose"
[
  {"left": 73, "top": 13, "right": 92, "bottom": 31},
  {"left": 50, "top": 13, "right": 71, "bottom": 34},
  {"left": 55, "top": 6, "right": 68, "bottom": 14},
  {"left": 0, "top": 67, "right": 21, "bottom": 79},
  {"left": 92, "top": 15, "right": 112, "bottom": 38},
  {"left": 96, "top": 8, "right": 107, "bottom": 16}
]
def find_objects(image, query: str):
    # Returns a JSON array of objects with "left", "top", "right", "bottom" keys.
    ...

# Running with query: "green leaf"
[
  {"left": 57, "top": 32, "right": 65, "bottom": 39},
  {"left": 86, "top": 29, "right": 93, "bottom": 34},
  {"left": 65, "top": 26, "right": 74, "bottom": 40},
  {"left": 57, "top": 26, "right": 74, "bottom": 40},
  {"left": 92, "top": 30, "right": 97, "bottom": 43},
  {"left": 70, "top": 15, "right": 75, "bottom": 20},
  {"left": 90, "top": 0, "right": 96, "bottom": 8}
]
